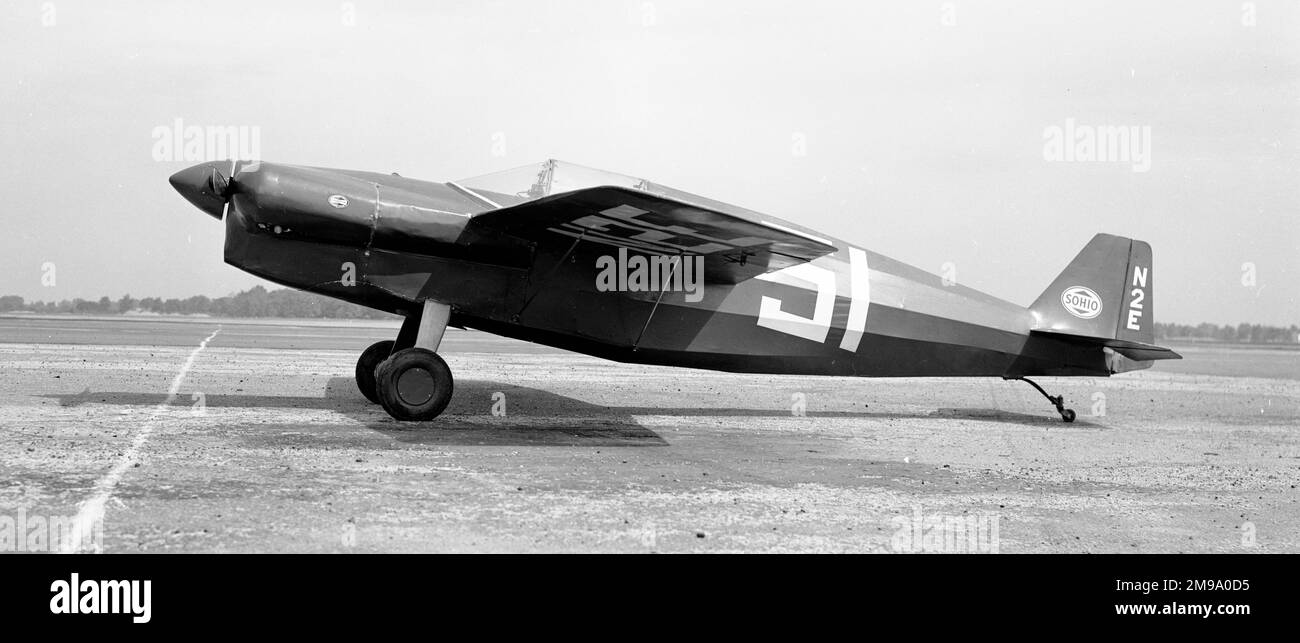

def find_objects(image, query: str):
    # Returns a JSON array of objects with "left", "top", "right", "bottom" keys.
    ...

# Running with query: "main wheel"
[
  {"left": 374, "top": 348, "right": 454, "bottom": 421},
  {"left": 1061, "top": 408, "right": 1077, "bottom": 423},
  {"left": 355, "top": 340, "right": 395, "bottom": 404}
]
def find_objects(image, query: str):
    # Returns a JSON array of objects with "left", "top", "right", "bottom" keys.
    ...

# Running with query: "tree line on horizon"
[
  {"left": 0, "top": 287, "right": 1296, "bottom": 344},
  {"left": 0, "top": 286, "right": 393, "bottom": 319}
]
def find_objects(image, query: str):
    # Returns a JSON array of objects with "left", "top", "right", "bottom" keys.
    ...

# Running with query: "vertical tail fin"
[{"left": 1028, "top": 233, "right": 1155, "bottom": 345}]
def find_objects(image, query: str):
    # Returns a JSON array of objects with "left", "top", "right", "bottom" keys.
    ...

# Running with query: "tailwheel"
[
  {"left": 1007, "top": 376, "right": 1076, "bottom": 423},
  {"left": 374, "top": 348, "right": 454, "bottom": 421},
  {"left": 355, "top": 340, "right": 395, "bottom": 404}
]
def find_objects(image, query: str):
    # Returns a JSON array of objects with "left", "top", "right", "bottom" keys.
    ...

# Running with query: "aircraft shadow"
[
  {"left": 44, "top": 379, "right": 1080, "bottom": 447},
  {"left": 44, "top": 378, "right": 669, "bottom": 447},
  {"left": 879, "top": 408, "right": 1083, "bottom": 427},
  {"left": 575, "top": 404, "right": 1071, "bottom": 426}
]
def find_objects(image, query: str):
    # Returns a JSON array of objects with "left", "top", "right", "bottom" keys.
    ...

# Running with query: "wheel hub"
[{"left": 396, "top": 367, "right": 436, "bottom": 405}]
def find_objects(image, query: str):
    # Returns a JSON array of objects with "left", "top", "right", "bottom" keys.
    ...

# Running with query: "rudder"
[{"left": 1115, "top": 239, "right": 1154, "bottom": 345}]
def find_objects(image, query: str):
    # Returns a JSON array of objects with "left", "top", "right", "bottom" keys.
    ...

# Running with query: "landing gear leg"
[
  {"left": 374, "top": 301, "right": 454, "bottom": 421},
  {"left": 1006, "top": 376, "right": 1076, "bottom": 423}
]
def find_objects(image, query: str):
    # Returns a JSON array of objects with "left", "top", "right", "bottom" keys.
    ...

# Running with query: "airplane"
[{"left": 168, "top": 158, "right": 1181, "bottom": 423}]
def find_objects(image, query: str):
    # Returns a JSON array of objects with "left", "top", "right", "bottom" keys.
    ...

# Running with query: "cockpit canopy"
[{"left": 452, "top": 159, "right": 753, "bottom": 217}]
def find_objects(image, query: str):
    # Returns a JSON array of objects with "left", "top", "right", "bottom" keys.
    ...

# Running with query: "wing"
[{"left": 461, "top": 186, "right": 837, "bottom": 284}]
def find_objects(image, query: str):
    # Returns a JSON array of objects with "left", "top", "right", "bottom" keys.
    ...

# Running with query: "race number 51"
[{"left": 755, "top": 247, "right": 870, "bottom": 353}]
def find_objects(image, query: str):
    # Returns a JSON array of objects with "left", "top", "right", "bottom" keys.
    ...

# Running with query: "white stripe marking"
[
  {"left": 838, "top": 247, "right": 871, "bottom": 352},
  {"left": 59, "top": 327, "right": 221, "bottom": 553},
  {"left": 760, "top": 220, "right": 834, "bottom": 247}
]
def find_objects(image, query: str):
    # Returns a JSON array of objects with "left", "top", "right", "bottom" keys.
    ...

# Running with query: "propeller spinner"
[{"left": 168, "top": 160, "right": 238, "bottom": 219}]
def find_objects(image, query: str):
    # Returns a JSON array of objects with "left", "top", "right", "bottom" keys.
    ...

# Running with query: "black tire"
[
  {"left": 375, "top": 348, "right": 454, "bottom": 421},
  {"left": 355, "top": 340, "right": 395, "bottom": 404},
  {"left": 1062, "top": 408, "right": 1076, "bottom": 423}
]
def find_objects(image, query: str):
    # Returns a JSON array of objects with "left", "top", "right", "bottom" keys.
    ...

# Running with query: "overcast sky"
[{"left": 1, "top": 0, "right": 1296, "bottom": 325}]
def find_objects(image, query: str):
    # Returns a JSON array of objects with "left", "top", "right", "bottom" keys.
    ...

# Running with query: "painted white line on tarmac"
[{"left": 59, "top": 326, "right": 222, "bottom": 554}]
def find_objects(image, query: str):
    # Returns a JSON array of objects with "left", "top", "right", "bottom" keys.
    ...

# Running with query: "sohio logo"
[{"left": 1061, "top": 286, "right": 1102, "bottom": 319}]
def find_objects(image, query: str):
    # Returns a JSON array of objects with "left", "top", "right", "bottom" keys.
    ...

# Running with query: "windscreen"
[{"left": 452, "top": 159, "right": 771, "bottom": 222}]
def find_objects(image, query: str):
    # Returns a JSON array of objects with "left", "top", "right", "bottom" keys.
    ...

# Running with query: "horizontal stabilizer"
[{"left": 1031, "top": 329, "right": 1182, "bottom": 361}]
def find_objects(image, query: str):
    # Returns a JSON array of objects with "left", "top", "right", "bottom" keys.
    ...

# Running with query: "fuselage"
[{"left": 176, "top": 160, "right": 1110, "bottom": 378}]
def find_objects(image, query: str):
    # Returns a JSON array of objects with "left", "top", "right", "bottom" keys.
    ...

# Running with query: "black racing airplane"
[{"left": 170, "top": 159, "right": 1180, "bottom": 422}]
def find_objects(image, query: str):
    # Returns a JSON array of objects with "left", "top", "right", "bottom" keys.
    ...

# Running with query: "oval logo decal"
[
  {"left": 1061, "top": 286, "right": 1103, "bottom": 319},
  {"left": 328, "top": 194, "right": 349, "bottom": 209}
]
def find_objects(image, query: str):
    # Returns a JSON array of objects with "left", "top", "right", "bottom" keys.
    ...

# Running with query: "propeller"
[{"left": 167, "top": 160, "right": 240, "bottom": 219}]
